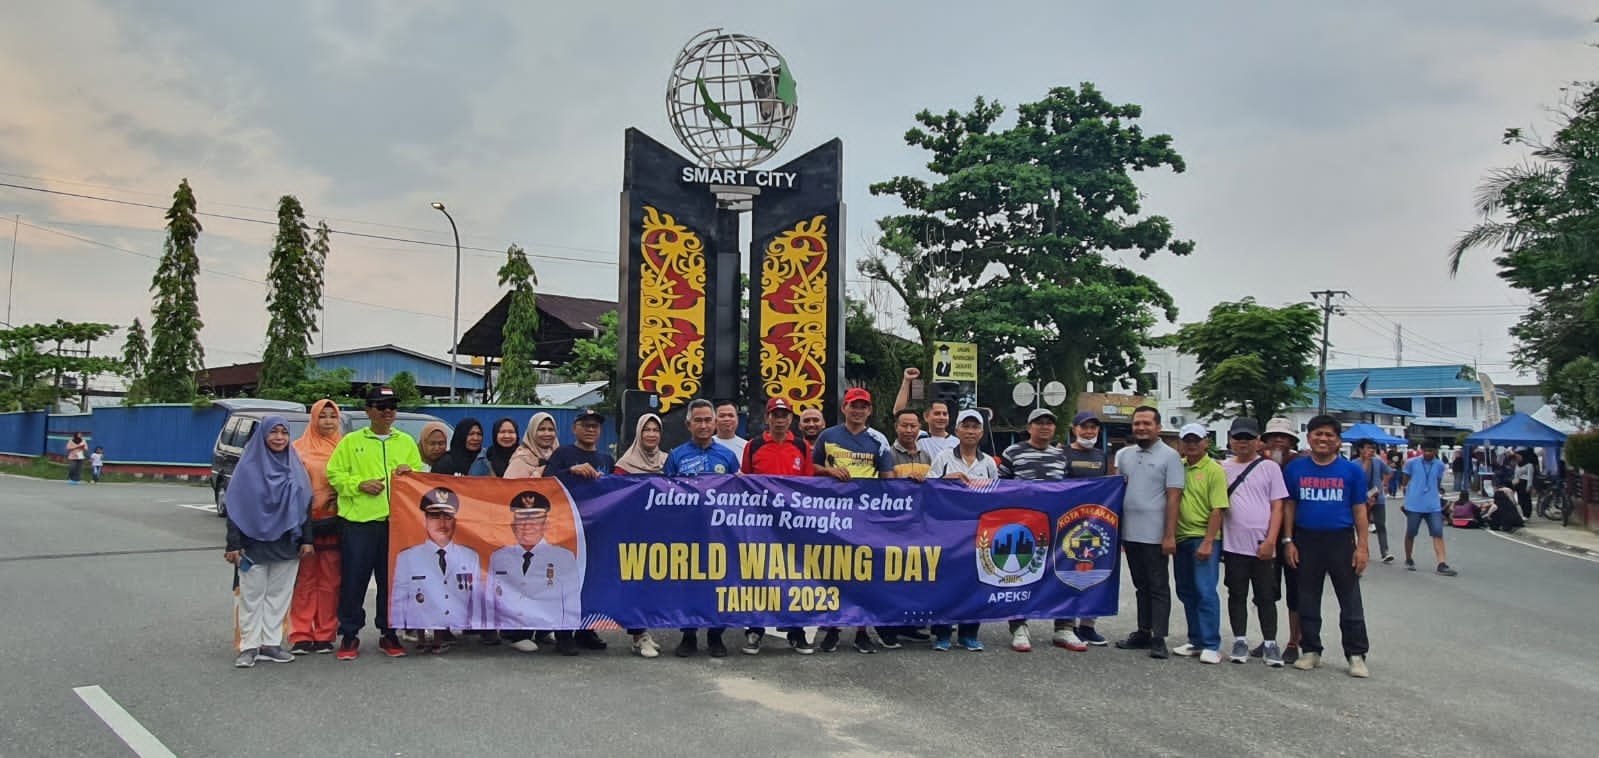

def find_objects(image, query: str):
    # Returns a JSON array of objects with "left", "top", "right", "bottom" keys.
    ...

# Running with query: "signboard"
[
  {"left": 932, "top": 341, "right": 978, "bottom": 383},
  {"left": 1077, "top": 392, "right": 1148, "bottom": 424}
]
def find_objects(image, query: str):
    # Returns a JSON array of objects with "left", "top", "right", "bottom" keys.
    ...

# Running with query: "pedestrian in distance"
[
  {"left": 1282, "top": 415, "right": 1372, "bottom": 678},
  {"left": 65, "top": 433, "right": 88, "bottom": 484},
  {"left": 1112, "top": 406, "right": 1184, "bottom": 660},
  {"left": 1354, "top": 439, "right": 1396, "bottom": 564},
  {"left": 1171, "top": 424, "right": 1227, "bottom": 664},
  {"left": 1400, "top": 440, "right": 1458, "bottom": 576},
  {"left": 1219, "top": 418, "right": 1286, "bottom": 667},
  {"left": 89, "top": 446, "right": 104, "bottom": 483},
  {"left": 225, "top": 414, "right": 313, "bottom": 668}
]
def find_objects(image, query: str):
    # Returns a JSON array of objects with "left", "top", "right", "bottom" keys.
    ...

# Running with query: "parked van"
[{"left": 209, "top": 400, "right": 445, "bottom": 518}]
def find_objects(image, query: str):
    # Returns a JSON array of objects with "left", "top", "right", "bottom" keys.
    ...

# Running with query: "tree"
[
  {"left": 260, "top": 367, "right": 359, "bottom": 408},
  {"left": 495, "top": 243, "right": 541, "bottom": 404},
  {"left": 867, "top": 85, "right": 1193, "bottom": 410},
  {"left": 120, "top": 317, "right": 150, "bottom": 404},
  {"left": 843, "top": 298, "right": 927, "bottom": 427},
  {"left": 259, "top": 196, "right": 320, "bottom": 393},
  {"left": 1450, "top": 81, "right": 1599, "bottom": 422},
  {"left": 559, "top": 310, "right": 619, "bottom": 411},
  {"left": 1170, "top": 298, "right": 1320, "bottom": 424},
  {"left": 0, "top": 321, "right": 122, "bottom": 411},
  {"left": 146, "top": 178, "right": 205, "bottom": 402},
  {"left": 389, "top": 370, "right": 422, "bottom": 407}
]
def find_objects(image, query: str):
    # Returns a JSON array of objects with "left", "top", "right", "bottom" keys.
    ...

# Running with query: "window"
[
  {"left": 1424, "top": 397, "right": 1458, "bottom": 418},
  {"left": 1381, "top": 398, "right": 1412, "bottom": 413}
]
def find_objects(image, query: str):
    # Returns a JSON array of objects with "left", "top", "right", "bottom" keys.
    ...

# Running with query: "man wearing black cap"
[
  {"left": 326, "top": 385, "right": 424, "bottom": 661},
  {"left": 390, "top": 487, "right": 482, "bottom": 652},
  {"left": 1061, "top": 410, "right": 1111, "bottom": 646},
  {"left": 539, "top": 409, "right": 613, "bottom": 653},
  {"left": 1220, "top": 418, "right": 1288, "bottom": 667},
  {"left": 488, "top": 490, "right": 584, "bottom": 653}
]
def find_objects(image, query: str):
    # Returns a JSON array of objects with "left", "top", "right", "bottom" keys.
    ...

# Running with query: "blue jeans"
[{"left": 1173, "top": 538, "right": 1222, "bottom": 651}]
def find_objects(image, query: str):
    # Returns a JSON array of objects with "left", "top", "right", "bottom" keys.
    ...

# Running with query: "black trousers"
[
  {"left": 1515, "top": 482, "right": 1533, "bottom": 518},
  {"left": 337, "top": 520, "right": 389, "bottom": 639},
  {"left": 1124, "top": 541, "right": 1171, "bottom": 638},
  {"left": 1223, "top": 551, "right": 1278, "bottom": 640},
  {"left": 1295, "top": 528, "right": 1369, "bottom": 658}
]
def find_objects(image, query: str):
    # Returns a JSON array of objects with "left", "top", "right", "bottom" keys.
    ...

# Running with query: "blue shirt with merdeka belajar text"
[{"left": 1283, "top": 455, "right": 1368, "bottom": 531}]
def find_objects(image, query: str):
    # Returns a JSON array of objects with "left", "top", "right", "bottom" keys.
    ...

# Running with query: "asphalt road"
[{"left": 3, "top": 475, "right": 1596, "bottom": 757}]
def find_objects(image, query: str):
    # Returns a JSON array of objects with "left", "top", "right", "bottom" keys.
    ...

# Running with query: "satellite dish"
[
  {"left": 1012, "top": 382, "right": 1036, "bottom": 407},
  {"left": 1042, "top": 381, "right": 1068, "bottom": 406}
]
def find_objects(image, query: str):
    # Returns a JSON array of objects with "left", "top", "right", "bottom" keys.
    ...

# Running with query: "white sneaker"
[
  {"left": 1171, "top": 643, "right": 1200, "bottom": 657},
  {"left": 1348, "top": 655, "right": 1369, "bottom": 678},
  {"left": 1199, "top": 649, "right": 1222, "bottom": 664},
  {"left": 1051, "top": 628, "right": 1088, "bottom": 651},
  {"left": 1293, "top": 651, "right": 1322, "bottom": 671},
  {"left": 509, "top": 638, "right": 539, "bottom": 653},
  {"left": 1010, "top": 626, "right": 1032, "bottom": 652},
  {"left": 632, "top": 632, "right": 660, "bottom": 659}
]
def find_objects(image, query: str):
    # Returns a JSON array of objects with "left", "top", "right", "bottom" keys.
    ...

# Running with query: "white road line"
[
  {"left": 73, "top": 685, "right": 177, "bottom": 758},
  {"left": 175, "top": 503, "right": 217, "bottom": 512},
  {"left": 1486, "top": 529, "right": 1599, "bottom": 564}
]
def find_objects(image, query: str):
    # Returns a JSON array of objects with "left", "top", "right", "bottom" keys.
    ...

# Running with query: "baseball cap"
[
  {"left": 1178, "top": 423, "right": 1209, "bottom": 440},
  {"left": 766, "top": 397, "right": 792, "bottom": 414},
  {"left": 574, "top": 408, "right": 605, "bottom": 424},
  {"left": 956, "top": 409, "right": 984, "bottom": 426},
  {"left": 1072, "top": 411, "right": 1101, "bottom": 426},
  {"left": 1262, "top": 417, "right": 1299, "bottom": 443},
  {"left": 1228, "top": 418, "right": 1261, "bottom": 438},
  {"left": 843, "top": 387, "right": 872, "bottom": 405},
  {"left": 365, "top": 385, "right": 398, "bottom": 406},
  {"left": 1027, "top": 408, "right": 1057, "bottom": 424}
]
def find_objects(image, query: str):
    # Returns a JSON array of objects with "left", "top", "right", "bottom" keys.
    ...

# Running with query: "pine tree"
[
  {"left": 120, "top": 317, "right": 150, "bottom": 404},
  {"left": 259, "top": 196, "right": 317, "bottom": 392},
  {"left": 308, "top": 220, "right": 331, "bottom": 346},
  {"left": 146, "top": 178, "right": 205, "bottom": 402},
  {"left": 496, "top": 244, "right": 541, "bottom": 404}
]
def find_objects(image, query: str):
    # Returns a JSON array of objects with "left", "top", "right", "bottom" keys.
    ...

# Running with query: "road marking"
[
  {"left": 176, "top": 503, "right": 217, "bottom": 513},
  {"left": 1486, "top": 529, "right": 1599, "bottom": 564},
  {"left": 73, "top": 685, "right": 177, "bottom": 758}
]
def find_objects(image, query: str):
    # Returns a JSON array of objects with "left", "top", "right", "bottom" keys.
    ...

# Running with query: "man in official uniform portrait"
[
  {"left": 487, "top": 490, "right": 582, "bottom": 652},
  {"left": 389, "top": 488, "right": 482, "bottom": 644}
]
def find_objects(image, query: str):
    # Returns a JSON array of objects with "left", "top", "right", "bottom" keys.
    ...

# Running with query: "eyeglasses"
[{"left": 369, "top": 403, "right": 398, "bottom": 412}]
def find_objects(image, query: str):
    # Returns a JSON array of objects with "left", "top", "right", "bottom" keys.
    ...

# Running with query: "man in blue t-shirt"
[
  {"left": 663, "top": 398, "right": 741, "bottom": 658},
  {"left": 1400, "top": 440, "right": 1457, "bottom": 576},
  {"left": 1282, "top": 415, "right": 1371, "bottom": 679},
  {"left": 811, "top": 387, "right": 893, "bottom": 653}
]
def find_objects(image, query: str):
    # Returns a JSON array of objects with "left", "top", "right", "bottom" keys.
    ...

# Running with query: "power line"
[{"left": 0, "top": 180, "right": 617, "bottom": 268}]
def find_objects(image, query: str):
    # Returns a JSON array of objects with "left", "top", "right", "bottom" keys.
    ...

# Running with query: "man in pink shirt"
[{"left": 1220, "top": 418, "right": 1288, "bottom": 668}]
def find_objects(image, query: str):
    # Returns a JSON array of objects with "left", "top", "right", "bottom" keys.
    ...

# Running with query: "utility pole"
[
  {"left": 1311, "top": 290, "right": 1350, "bottom": 416},
  {"left": 1394, "top": 323, "right": 1403, "bottom": 367},
  {"left": 6, "top": 214, "right": 18, "bottom": 327}
]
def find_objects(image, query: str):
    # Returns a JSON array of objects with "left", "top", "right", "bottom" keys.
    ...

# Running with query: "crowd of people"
[{"left": 222, "top": 373, "right": 1463, "bottom": 680}]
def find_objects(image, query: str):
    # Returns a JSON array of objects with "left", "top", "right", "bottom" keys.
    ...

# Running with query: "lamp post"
[{"left": 431, "top": 202, "right": 462, "bottom": 403}]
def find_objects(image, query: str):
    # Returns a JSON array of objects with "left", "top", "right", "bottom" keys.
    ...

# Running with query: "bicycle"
[{"left": 1535, "top": 474, "right": 1572, "bottom": 525}]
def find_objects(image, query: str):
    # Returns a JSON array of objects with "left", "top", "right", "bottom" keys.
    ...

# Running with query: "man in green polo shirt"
[{"left": 1171, "top": 423, "right": 1229, "bottom": 664}]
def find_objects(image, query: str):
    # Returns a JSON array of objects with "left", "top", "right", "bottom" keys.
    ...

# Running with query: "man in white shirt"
[{"left": 713, "top": 400, "right": 747, "bottom": 460}]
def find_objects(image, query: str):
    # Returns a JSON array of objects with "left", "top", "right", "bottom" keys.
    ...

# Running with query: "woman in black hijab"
[
  {"left": 479, "top": 417, "right": 519, "bottom": 477},
  {"left": 431, "top": 418, "right": 483, "bottom": 476}
]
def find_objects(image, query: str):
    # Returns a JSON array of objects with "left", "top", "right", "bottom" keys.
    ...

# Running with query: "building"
[{"left": 200, "top": 344, "right": 485, "bottom": 400}]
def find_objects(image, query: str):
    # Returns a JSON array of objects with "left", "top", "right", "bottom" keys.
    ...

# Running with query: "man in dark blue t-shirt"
[
  {"left": 1282, "top": 414, "right": 1371, "bottom": 679},
  {"left": 538, "top": 409, "right": 613, "bottom": 655}
]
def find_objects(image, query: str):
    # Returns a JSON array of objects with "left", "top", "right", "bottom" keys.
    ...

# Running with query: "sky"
[{"left": 0, "top": 0, "right": 1592, "bottom": 384}]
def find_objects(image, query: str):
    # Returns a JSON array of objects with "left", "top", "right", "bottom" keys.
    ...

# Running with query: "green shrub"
[{"left": 1566, "top": 431, "right": 1599, "bottom": 474}]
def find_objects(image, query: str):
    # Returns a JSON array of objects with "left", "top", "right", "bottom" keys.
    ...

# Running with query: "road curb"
[{"left": 1488, "top": 529, "right": 1599, "bottom": 561}]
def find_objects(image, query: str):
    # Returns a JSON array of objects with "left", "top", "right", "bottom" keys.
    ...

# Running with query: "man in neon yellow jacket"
[{"left": 328, "top": 386, "right": 424, "bottom": 660}]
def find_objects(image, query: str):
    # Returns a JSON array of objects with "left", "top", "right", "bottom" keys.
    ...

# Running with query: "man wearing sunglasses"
[
  {"left": 326, "top": 385, "right": 425, "bottom": 661},
  {"left": 1219, "top": 418, "right": 1288, "bottom": 668}
]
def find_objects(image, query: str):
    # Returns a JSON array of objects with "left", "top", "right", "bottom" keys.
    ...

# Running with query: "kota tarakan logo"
[
  {"left": 976, "top": 508, "right": 1050, "bottom": 587},
  {"left": 1053, "top": 504, "right": 1119, "bottom": 590}
]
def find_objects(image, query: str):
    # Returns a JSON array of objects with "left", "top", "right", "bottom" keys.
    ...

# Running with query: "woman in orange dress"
[{"left": 288, "top": 399, "right": 343, "bottom": 654}]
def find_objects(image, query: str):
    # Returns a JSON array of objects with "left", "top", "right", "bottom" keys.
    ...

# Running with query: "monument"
[{"left": 617, "top": 30, "right": 845, "bottom": 446}]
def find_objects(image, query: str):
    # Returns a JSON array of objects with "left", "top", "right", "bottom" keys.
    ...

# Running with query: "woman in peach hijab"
[{"left": 288, "top": 399, "right": 343, "bottom": 654}]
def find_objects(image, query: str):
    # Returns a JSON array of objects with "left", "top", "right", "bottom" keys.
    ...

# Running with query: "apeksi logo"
[
  {"left": 975, "top": 508, "right": 1050, "bottom": 587},
  {"left": 1053, "top": 504, "right": 1119, "bottom": 590}
]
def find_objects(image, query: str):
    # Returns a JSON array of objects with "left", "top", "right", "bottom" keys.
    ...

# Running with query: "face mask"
[
  {"left": 1075, "top": 436, "right": 1098, "bottom": 448},
  {"left": 1267, "top": 450, "right": 1285, "bottom": 464}
]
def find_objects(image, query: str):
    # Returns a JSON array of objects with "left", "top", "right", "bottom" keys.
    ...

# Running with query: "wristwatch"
[{"left": 1280, "top": 537, "right": 1293, "bottom": 544}]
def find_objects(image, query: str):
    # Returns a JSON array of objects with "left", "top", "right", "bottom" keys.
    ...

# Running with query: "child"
[{"left": 90, "top": 447, "right": 104, "bottom": 484}]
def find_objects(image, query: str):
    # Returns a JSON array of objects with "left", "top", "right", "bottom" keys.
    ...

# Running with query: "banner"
[{"left": 388, "top": 472, "right": 1124, "bottom": 630}]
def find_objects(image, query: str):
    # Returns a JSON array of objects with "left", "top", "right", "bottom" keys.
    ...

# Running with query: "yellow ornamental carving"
[
  {"left": 635, "top": 206, "right": 707, "bottom": 412},
  {"left": 758, "top": 215, "right": 829, "bottom": 410}
]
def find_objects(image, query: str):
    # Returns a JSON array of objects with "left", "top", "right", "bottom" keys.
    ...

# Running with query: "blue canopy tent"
[
  {"left": 1343, "top": 422, "right": 1405, "bottom": 445},
  {"left": 1464, "top": 413, "right": 1568, "bottom": 449}
]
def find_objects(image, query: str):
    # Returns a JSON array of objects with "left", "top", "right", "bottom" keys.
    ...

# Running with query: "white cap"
[
  {"left": 956, "top": 409, "right": 985, "bottom": 426},
  {"left": 1178, "top": 423, "right": 1209, "bottom": 440}
]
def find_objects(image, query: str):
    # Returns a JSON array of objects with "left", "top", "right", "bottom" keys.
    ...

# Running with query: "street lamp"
[{"left": 431, "top": 202, "right": 462, "bottom": 403}]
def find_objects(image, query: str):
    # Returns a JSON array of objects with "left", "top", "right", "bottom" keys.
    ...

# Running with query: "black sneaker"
[
  {"left": 853, "top": 631, "right": 877, "bottom": 654},
  {"left": 576, "top": 630, "right": 608, "bottom": 650},
  {"left": 557, "top": 636, "right": 580, "bottom": 656},
  {"left": 877, "top": 630, "right": 902, "bottom": 650},
  {"left": 1249, "top": 642, "right": 1264, "bottom": 658},
  {"left": 707, "top": 633, "right": 728, "bottom": 658},
  {"left": 1283, "top": 645, "right": 1300, "bottom": 665},
  {"left": 1114, "top": 632, "right": 1152, "bottom": 650},
  {"left": 675, "top": 635, "right": 697, "bottom": 658},
  {"left": 818, "top": 628, "right": 840, "bottom": 653},
  {"left": 787, "top": 630, "right": 815, "bottom": 655},
  {"left": 1437, "top": 562, "right": 1458, "bottom": 577},
  {"left": 742, "top": 630, "right": 763, "bottom": 655},
  {"left": 1147, "top": 636, "right": 1168, "bottom": 659},
  {"left": 534, "top": 631, "right": 556, "bottom": 645},
  {"left": 901, "top": 628, "right": 932, "bottom": 642},
  {"left": 290, "top": 641, "right": 314, "bottom": 656},
  {"left": 1405, "top": 559, "right": 1416, "bottom": 571},
  {"left": 313, "top": 641, "right": 335, "bottom": 654}
]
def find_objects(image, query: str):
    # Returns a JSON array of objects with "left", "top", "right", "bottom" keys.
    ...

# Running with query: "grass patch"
[{"left": 0, "top": 457, "right": 183, "bottom": 484}]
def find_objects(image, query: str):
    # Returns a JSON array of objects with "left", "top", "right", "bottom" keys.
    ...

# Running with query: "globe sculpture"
[{"left": 667, "top": 30, "right": 798, "bottom": 170}]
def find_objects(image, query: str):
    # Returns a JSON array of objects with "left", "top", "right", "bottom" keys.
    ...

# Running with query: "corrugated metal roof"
[{"left": 1325, "top": 365, "right": 1481, "bottom": 397}]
